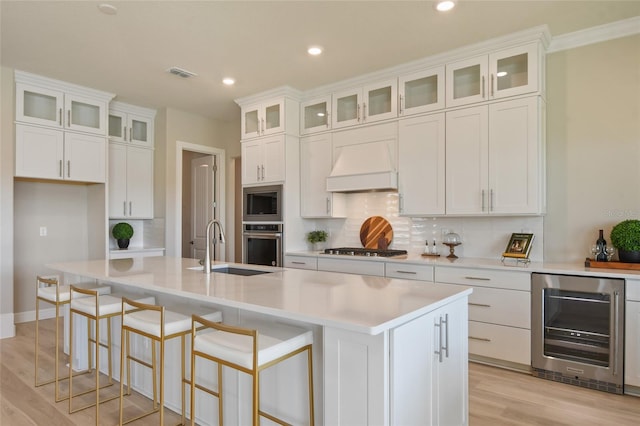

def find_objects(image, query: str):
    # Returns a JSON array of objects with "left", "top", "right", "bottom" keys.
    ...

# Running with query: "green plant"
[
  {"left": 610, "top": 220, "right": 640, "bottom": 251},
  {"left": 306, "top": 230, "right": 328, "bottom": 244},
  {"left": 112, "top": 222, "right": 134, "bottom": 239}
]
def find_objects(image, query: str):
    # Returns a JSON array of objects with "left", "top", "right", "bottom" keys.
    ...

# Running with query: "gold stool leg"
[
  {"left": 307, "top": 346, "right": 315, "bottom": 426},
  {"left": 218, "top": 362, "right": 223, "bottom": 426},
  {"left": 119, "top": 326, "right": 126, "bottom": 426},
  {"left": 94, "top": 316, "right": 100, "bottom": 426},
  {"left": 34, "top": 296, "right": 40, "bottom": 387}
]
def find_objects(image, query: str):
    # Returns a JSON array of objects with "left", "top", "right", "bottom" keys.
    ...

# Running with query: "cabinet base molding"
[{"left": 470, "top": 354, "right": 531, "bottom": 374}]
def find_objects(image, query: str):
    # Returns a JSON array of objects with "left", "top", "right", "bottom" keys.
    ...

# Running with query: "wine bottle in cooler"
[{"left": 596, "top": 229, "right": 607, "bottom": 261}]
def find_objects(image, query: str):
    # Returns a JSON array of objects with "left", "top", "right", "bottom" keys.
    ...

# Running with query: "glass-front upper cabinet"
[
  {"left": 446, "top": 43, "right": 540, "bottom": 108},
  {"left": 241, "top": 98, "right": 285, "bottom": 139},
  {"left": 109, "top": 103, "right": 155, "bottom": 148},
  {"left": 398, "top": 66, "right": 445, "bottom": 116},
  {"left": 331, "top": 79, "right": 397, "bottom": 129},
  {"left": 300, "top": 96, "right": 331, "bottom": 135},
  {"left": 16, "top": 83, "right": 107, "bottom": 135}
]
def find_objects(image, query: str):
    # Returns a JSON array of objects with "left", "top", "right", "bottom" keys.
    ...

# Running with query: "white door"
[{"left": 190, "top": 155, "right": 217, "bottom": 260}]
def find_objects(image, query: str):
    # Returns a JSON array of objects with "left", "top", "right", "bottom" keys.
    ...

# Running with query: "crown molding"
[{"left": 548, "top": 16, "right": 640, "bottom": 53}]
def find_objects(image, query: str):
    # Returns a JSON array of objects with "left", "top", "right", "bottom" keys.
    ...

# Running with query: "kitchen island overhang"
[{"left": 48, "top": 256, "right": 472, "bottom": 425}]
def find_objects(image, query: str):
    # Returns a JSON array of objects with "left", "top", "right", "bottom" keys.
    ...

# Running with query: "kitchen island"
[{"left": 48, "top": 256, "right": 472, "bottom": 425}]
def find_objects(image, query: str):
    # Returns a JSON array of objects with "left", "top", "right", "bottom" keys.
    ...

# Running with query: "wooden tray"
[{"left": 584, "top": 258, "right": 640, "bottom": 270}]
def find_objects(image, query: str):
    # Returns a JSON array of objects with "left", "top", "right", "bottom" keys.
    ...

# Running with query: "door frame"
[{"left": 174, "top": 141, "right": 226, "bottom": 260}]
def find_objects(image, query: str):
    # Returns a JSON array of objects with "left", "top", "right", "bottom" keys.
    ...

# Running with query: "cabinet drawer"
[
  {"left": 468, "top": 286, "right": 530, "bottom": 329},
  {"left": 626, "top": 279, "right": 640, "bottom": 301},
  {"left": 468, "top": 321, "right": 530, "bottom": 365},
  {"left": 385, "top": 263, "right": 434, "bottom": 281},
  {"left": 317, "top": 258, "right": 385, "bottom": 277},
  {"left": 284, "top": 255, "right": 318, "bottom": 270},
  {"left": 435, "top": 267, "right": 530, "bottom": 291}
]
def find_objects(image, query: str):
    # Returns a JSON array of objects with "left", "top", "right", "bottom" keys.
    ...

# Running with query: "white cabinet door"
[
  {"left": 109, "top": 102, "right": 156, "bottom": 148},
  {"left": 398, "top": 66, "right": 445, "bottom": 116},
  {"left": 446, "top": 55, "right": 488, "bottom": 108},
  {"left": 241, "top": 98, "right": 285, "bottom": 139},
  {"left": 489, "top": 97, "right": 541, "bottom": 214},
  {"left": 445, "top": 105, "right": 488, "bottom": 215},
  {"left": 490, "top": 43, "right": 540, "bottom": 100},
  {"left": 125, "top": 146, "right": 154, "bottom": 218},
  {"left": 241, "top": 136, "right": 285, "bottom": 185},
  {"left": 108, "top": 110, "right": 128, "bottom": 143},
  {"left": 127, "top": 113, "right": 154, "bottom": 147},
  {"left": 109, "top": 143, "right": 128, "bottom": 217},
  {"left": 284, "top": 255, "right": 318, "bottom": 270},
  {"left": 625, "top": 300, "right": 640, "bottom": 387},
  {"left": 300, "top": 96, "right": 331, "bottom": 135},
  {"left": 241, "top": 139, "right": 264, "bottom": 185},
  {"left": 331, "top": 79, "right": 397, "bottom": 129},
  {"left": 398, "top": 113, "right": 445, "bottom": 216},
  {"left": 300, "top": 133, "right": 346, "bottom": 218},
  {"left": 15, "top": 124, "right": 64, "bottom": 180},
  {"left": 332, "top": 87, "right": 362, "bottom": 129},
  {"left": 16, "top": 82, "right": 64, "bottom": 128},
  {"left": 64, "top": 132, "right": 106, "bottom": 183},
  {"left": 64, "top": 93, "right": 107, "bottom": 135}
]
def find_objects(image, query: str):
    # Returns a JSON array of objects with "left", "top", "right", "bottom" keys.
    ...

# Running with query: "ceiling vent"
[{"left": 167, "top": 67, "right": 197, "bottom": 79}]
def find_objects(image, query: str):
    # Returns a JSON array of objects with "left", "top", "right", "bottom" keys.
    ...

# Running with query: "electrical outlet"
[{"left": 39, "top": 226, "right": 47, "bottom": 237}]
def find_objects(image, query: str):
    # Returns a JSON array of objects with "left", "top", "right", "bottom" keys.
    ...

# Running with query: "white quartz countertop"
[
  {"left": 47, "top": 256, "right": 472, "bottom": 335},
  {"left": 288, "top": 250, "right": 640, "bottom": 280}
]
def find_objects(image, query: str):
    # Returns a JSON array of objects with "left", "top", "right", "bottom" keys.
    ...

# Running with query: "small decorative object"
[
  {"left": 422, "top": 239, "right": 440, "bottom": 257},
  {"left": 443, "top": 232, "right": 462, "bottom": 259},
  {"left": 594, "top": 229, "right": 608, "bottom": 261},
  {"left": 502, "top": 233, "right": 534, "bottom": 259},
  {"left": 610, "top": 219, "right": 640, "bottom": 263},
  {"left": 306, "top": 230, "right": 328, "bottom": 251},
  {"left": 112, "top": 222, "right": 134, "bottom": 249}
]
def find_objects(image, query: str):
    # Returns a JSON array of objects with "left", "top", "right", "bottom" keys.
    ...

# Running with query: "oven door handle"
[
  {"left": 613, "top": 290, "right": 620, "bottom": 376},
  {"left": 243, "top": 232, "right": 282, "bottom": 238}
]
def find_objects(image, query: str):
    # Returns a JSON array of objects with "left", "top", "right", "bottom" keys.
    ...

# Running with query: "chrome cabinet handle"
[
  {"left": 256, "top": 166, "right": 260, "bottom": 181},
  {"left": 399, "top": 94, "right": 403, "bottom": 115},
  {"left": 291, "top": 261, "right": 306, "bottom": 265},
  {"left": 59, "top": 160, "right": 63, "bottom": 177},
  {"left": 261, "top": 118, "right": 265, "bottom": 134},
  {"left": 464, "top": 276, "right": 491, "bottom": 281},
  {"left": 481, "top": 189, "right": 485, "bottom": 212},
  {"left": 362, "top": 102, "right": 367, "bottom": 121},
  {"left": 129, "top": 127, "right": 133, "bottom": 141},
  {"left": 434, "top": 317, "right": 443, "bottom": 363},
  {"left": 442, "top": 314, "right": 449, "bottom": 358},
  {"left": 490, "top": 74, "right": 495, "bottom": 97},
  {"left": 261, "top": 165, "right": 265, "bottom": 180},
  {"left": 129, "top": 201, "right": 132, "bottom": 216},
  {"left": 325, "top": 111, "right": 330, "bottom": 127},
  {"left": 326, "top": 197, "right": 330, "bottom": 214},
  {"left": 469, "top": 302, "right": 491, "bottom": 308},
  {"left": 395, "top": 270, "right": 417, "bottom": 275},
  {"left": 490, "top": 189, "right": 494, "bottom": 211},
  {"left": 482, "top": 75, "right": 486, "bottom": 98},
  {"left": 59, "top": 108, "right": 63, "bottom": 126},
  {"left": 469, "top": 336, "right": 491, "bottom": 342},
  {"left": 613, "top": 290, "right": 620, "bottom": 375},
  {"left": 123, "top": 201, "right": 127, "bottom": 216},
  {"left": 123, "top": 126, "right": 127, "bottom": 141},
  {"left": 357, "top": 104, "right": 361, "bottom": 122},
  {"left": 67, "top": 110, "right": 71, "bottom": 127},
  {"left": 67, "top": 160, "right": 70, "bottom": 177}
]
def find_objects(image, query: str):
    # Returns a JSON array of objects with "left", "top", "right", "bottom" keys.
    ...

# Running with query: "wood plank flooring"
[{"left": 2, "top": 320, "right": 640, "bottom": 425}]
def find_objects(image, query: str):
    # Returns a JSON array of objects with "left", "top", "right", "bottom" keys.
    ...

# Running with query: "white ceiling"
[{"left": 2, "top": 1, "right": 639, "bottom": 122}]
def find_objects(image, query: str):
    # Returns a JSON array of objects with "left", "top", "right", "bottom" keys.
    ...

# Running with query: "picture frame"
[{"left": 503, "top": 233, "right": 534, "bottom": 259}]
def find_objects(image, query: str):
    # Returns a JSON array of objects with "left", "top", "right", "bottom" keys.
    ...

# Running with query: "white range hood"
[{"left": 326, "top": 123, "right": 398, "bottom": 193}]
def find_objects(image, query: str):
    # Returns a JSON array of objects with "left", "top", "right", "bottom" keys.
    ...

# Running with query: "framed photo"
[{"left": 503, "top": 233, "right": 534, "bottom": 259}]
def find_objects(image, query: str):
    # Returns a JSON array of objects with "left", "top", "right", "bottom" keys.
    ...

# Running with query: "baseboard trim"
[
  {"left": 14, "top": 307, "right": 56, "bottom": 324},
  {"left": 0, "top": 312, "right": 16, "bottom": 339}
]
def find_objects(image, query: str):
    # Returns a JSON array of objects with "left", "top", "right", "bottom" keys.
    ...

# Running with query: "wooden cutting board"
[{"left": 360, "top": 216, "right": 393, "bottom": 249}]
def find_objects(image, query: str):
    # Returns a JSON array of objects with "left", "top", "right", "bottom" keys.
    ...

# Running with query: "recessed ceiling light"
[
  {"left": 98, "top": 3, "right": 117, "bottom": 15},
  {"left": 435, "top": 1, "right": 456, "bottom": 12},
  {"left": 307, "top": 46, "right": 323, "bottom": 56},
  {"left": 222, "top": 78, "right": 235, "bottom": 86}
]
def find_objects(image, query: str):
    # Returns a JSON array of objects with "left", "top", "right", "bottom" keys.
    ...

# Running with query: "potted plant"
[
  {"left": 112, "top": 222, "right": 134, "bottom": 249},
  {"left": 306, "top": 230, "right": 328, "bottom": 251},
  {"left": 610, "top": 219, "right": 640, "bottom": 262}
]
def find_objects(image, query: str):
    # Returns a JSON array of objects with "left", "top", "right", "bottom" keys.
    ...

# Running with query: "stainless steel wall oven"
[
  {"left": 531, "top": 273, "right": 625, "bottom": 394},
  {"left": 243, "top": 223, "right": 283, "bottom": 267}
]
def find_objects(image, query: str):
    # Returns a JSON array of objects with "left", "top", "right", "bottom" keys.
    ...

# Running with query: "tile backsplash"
[{"left": 312, "top": 191, "right": 544, "bottom": 261}]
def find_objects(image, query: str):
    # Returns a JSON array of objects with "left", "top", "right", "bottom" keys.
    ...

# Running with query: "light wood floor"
[{"left": 2, "top": 320, "right": 640, "bottom": 425}]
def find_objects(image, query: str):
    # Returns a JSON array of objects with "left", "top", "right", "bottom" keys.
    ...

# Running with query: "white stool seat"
[
  {"left": 124, "top": 309, "right": 222, "bottom": 337},
  {"left": 71, "top": 293, "right": 154, "bottom": 316},
  {"left": 38, "top": 284, "right": 110, "bottom": 303},
  {"left": 194, "top": 322, "right": 313, "bottom": 370}
]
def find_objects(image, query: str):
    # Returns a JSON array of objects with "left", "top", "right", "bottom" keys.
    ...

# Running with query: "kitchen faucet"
[{"left": 204, "top": 219, "right": 226, "bottom": 274}]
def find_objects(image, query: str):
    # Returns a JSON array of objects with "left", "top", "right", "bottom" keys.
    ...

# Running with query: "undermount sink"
[{"left": 189, "top": 264, "right": 272, "bottom": 276}]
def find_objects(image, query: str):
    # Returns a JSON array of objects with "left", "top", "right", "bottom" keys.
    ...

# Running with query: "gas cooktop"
[{"left": 322, "top": 247, "right": 408, "bottom": 257}]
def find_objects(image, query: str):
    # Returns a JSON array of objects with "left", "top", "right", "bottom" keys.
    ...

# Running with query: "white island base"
[{"left": 49, "top": 257, "right": 471, "bottom": 425}]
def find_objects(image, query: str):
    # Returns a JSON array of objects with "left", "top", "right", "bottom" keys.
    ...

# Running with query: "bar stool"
[
  {"left": 190, "top": 316, "right": 314, "bottom": 426},
  {"left": 68, "top": 286, "right": 155, "bottom": 426},
  {"left": 34, "top": 275, "right": 111, "bottom": 402},
  {"left": 118, "top": 298, "right": 222, "bottom": 425}
]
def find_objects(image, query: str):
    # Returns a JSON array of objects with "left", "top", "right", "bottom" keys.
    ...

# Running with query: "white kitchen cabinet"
[
  {"left": 284, "top": 255, "right": 318, "bottom": 270},
  {"left": 398, "top": 113, "right": 446, "bottom": 216},
  {"left": 16, "top": 77, "right": 109, "bottom": 136},
  {"left": 446, "top": 96, "right": 544, "bottom": 215},
  {"left": 108, "top": 143, "right": 154, "bottom": 219},
  {"left": 398, "top": 66, "right": 445, "bottom": 116},
  {"left": 300, "top": 96, "right": 331, "bottom": 135},
  {"left": 385, "top": 262, "right": 434, "bottom": 282},
  {"left": 241, "top": 98, "right": 285, "bottom": 139},
  {"left": 434, "top": 266, "right": 531, "bottom": 368},
  {"left": 446, "top": 42, "right": 540, "bottom": 108},
  {"left": 317, "top": 257, "right": 385, "bottom": 277},
  {"left": 331, "top": 79, "right": 397, "bottom": 129},
  {"left": 625, "top": 281, "right": 640, "bottom": 390},
  {"left": 241, "top": 135, "right": 285, "bottom": 185},
  {"left": 391, "top": 296, "right": 468, "bottom": 426},
  {"left": 108, "top": 102, "right": 155, "bottom": 148},
  {"left": 15, "top": 123, "right": 106, "bottom": 183},
  {"left": 300, "top": 133, "right": 346, "bottom": 218}
]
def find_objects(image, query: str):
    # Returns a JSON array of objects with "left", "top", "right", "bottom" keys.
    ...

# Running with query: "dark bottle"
[{"left": 596, "top": 229, "right": 607, "bottom": 261}]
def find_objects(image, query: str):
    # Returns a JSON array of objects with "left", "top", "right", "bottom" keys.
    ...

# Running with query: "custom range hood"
[{"left": 326, "top": 123, "right": 398, "bottom": 193}]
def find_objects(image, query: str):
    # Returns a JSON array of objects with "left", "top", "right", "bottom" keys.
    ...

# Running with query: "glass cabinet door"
[
  {"left": 399, "top": 67, "right": 445, "bottom": 116},
  {"left": 363, "top": 79, "right": 397, "bottom": 123},
  {"left": 109, "top": 111, "right": 126, "bottom": 142},
  {"left": 16, "top": 83, "right": 64, "bottom": 128},
  {"left": 262, "top": 99, "right": 284, "bottom": 136},
  {"left": 242, "top": 104, "right": 261, "bottom": 139},
  {"left": 65, "top": 94, "right": 106, "bottom": 135},
  {"left": 301, "top": 97, "right": 330, "bottom": 134},
  {"left": 489, "top": 43, "right": 539, "bottom": 99},
  {"left": 446, "top": 55, "right": 488, "bottom": 108},
  {"left": 332, "top": 89, "right": 361, "bottom": 129},
  {"left": 128, "top": 114, "right": 153, "bottom": 147}
]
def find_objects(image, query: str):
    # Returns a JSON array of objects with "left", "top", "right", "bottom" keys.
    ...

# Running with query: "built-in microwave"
[{"left": 243, "top": 184, "right": 283, "bottom": 222}]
